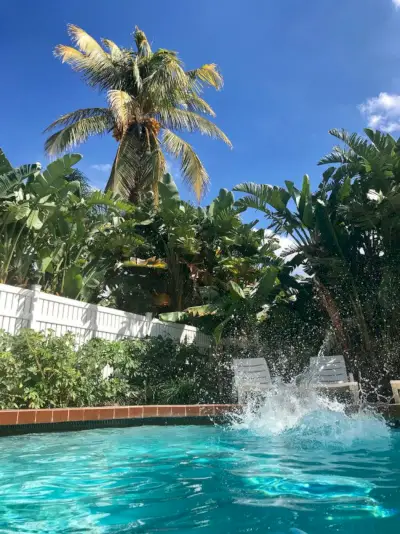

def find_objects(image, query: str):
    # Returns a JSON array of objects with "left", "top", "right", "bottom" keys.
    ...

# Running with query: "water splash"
[{"left": 231, "top": 380, "right": 391, "bottom": 449}]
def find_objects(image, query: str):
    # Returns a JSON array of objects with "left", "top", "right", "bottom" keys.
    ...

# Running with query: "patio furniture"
[
  {"left": 310, "top": 355, "right": 359, "bottom": 404},
  {"left": 390, "top": 380, "right": 400, "bottom": 404},
  {"left": 233, "top": 358, "right": 272, "bottom": 404}
]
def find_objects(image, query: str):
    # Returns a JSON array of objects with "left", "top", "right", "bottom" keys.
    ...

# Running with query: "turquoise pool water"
[{"left": 0, "top": 415, "right": 399, "bottom": 533}]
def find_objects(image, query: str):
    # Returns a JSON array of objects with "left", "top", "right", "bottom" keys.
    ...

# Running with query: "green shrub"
[
  {"left": 0, "top": 330, "right": 83, "bottom": 409},
  {"left": 0, "top": 330, "right": 229, "bottom": 408}
]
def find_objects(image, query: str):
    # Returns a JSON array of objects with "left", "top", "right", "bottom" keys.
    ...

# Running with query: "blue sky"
[{"left": 2, "top": 0, "right": 400, "bottom": 203}]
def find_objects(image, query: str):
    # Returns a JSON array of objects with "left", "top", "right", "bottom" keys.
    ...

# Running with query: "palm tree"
[{"left": 45, "top": 25, "right": 231, "bottom": 202}]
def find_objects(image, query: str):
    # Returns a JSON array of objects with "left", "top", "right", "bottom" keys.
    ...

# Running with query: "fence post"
[
  {"left": 28, "top": 284, "right": 42, "bottom": 331},
  {"left": 145, "top": 312, "right": 153, "bottom": 337}
]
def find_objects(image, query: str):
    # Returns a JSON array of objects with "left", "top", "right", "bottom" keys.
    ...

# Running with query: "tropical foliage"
[
  {"left": 0, "top": 149, "right": 132, "bottom": 299},
  {"left": 45, "top": 25, "right": 231, "bottom": 202},
  {"left": 234, "top": 128, "right": 400, "bottom": 393},
  {"left": 0, "top": 330, "right": 229, "bottom": 409}
]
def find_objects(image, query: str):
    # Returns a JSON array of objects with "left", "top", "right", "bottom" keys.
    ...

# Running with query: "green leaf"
[
  {"left": 38, "top": 247, "right": 53, "bottom": 272},
  {"left": 26, "top": 210, "right": 43, "bottom": 230},
  {"left": 63, "top": 265, "right": 83, "bottom": 298},
  {"left": 228, "top": 281, "right": 245, "bottom": 299},
  {"left": 159, "top": 311, "right": 189, "bottom": 322},
  {"left": 298, "top": 174, "right": 313, "bottom": 227},
  {"left": 44, "top": 154, "right": 82, "bottom": 181},
  {"left": 257, "top": 267, "right": 278, "bottom": 296},
  {"left": 338, "top": 176, "right": 352, "bottom": 201},
  {"left": 0, "top": 148, "right": 12, "bottom": 175},
  {"left": 213, "top": 316, "right": 232, "bottom": 344},
  {"left": 285, "top": 180, "right": 301, "bottom": 205},
  {"left": 159, "top": 173, "right": 180, "bottom": 210}
]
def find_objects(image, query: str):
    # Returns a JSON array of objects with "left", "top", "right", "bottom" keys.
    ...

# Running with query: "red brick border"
[{"left": 0, "top": 405, "right": 240, "bottom": 426}]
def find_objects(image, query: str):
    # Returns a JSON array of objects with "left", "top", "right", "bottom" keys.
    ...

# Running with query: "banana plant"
[
  {"left": 0, "top": 153, "right": 83, "bottom": 284},
  {"left": 233, "top": 128, "right": 400, "bottom": 362},
  {"left": 160, "top": 263, "right": 298, "bottom": 342},
  {"left": 36, "top": 188, "right": 133, "bottom": 299}
]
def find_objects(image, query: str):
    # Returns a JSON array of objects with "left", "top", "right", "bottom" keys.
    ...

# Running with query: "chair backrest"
[
  {"left": 232, "top": 358, "right": 272, "bottom": 390},
  {"left": 310, "top": 355, "right": 349, "bottom": 385}
]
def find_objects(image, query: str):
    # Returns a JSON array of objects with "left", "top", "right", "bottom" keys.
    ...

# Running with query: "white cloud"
[
  {"left": 359, "top": 92, "right": 400, "bottom": 133},
  {"left": 91, "top": 163, "right": 112, "bottom": 172},
  {"left": 393, "top": 0, "right": 400, "bottom": 8}
]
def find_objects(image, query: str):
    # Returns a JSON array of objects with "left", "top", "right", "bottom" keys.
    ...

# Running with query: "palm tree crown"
[{"left": 45, "top": 25, "right": 231, "bottom": 202}]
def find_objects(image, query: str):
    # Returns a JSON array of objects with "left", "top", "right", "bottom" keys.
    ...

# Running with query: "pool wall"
[{"left": 0, "top": 405, "right": 241, "bottom": 436}]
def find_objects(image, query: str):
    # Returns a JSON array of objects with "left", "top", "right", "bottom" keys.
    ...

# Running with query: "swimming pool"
[{"left": 0, "top": 407, "right": 399, "bottom": 533}]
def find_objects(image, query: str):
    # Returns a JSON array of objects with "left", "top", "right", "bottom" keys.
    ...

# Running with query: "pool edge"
[
  {"left": 0, "top": 405, "right": 241, "bottom": 436},
  {"left": 0, "top": 403, "right": 399, "bottom": 436}
]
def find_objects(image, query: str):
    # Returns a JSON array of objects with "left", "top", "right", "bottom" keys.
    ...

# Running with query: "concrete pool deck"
[{"left": 0, "top": 403, "right": 399, "bottom": 436}]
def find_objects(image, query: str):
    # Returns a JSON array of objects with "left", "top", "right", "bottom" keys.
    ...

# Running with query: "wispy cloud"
[
  {"left": 359, "top": 92, "right": 400, "bottom": 133},
  {"left": 91, "top": 163, "right": 112, "bottom": 172},
  {"left": 393, "top": 0, "right": 400, "bottom": 8}
]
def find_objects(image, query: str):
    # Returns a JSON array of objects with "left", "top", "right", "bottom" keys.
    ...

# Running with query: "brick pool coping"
[
  {"left": 0, "top": 403, "right": 399, "bottom": 436},
  {"left": 0, "top": 404, "right": 240, "bottom": 427}
]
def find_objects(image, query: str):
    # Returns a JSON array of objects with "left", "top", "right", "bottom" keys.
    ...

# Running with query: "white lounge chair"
[
  {"left": 390, "top": 380, "right": 400, "bottom": 404},
  {"left": 233, "top": 358, "right": 272, "bottom": 404},
  {"left": 310, "top": 355, "right": 359, "bottom": 404}
]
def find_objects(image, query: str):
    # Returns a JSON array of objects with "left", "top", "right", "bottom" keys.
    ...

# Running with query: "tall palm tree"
[{"left": 45, "top": 25, "right": 231, "bottom": 202}]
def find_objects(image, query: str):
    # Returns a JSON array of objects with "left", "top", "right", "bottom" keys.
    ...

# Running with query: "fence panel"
[{"left": 0, "top": 283, "right": 211, "bottom": 350}]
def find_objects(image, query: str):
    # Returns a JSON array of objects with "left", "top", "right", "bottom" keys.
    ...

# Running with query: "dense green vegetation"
[
  {"left": 0, "top": 330, "right": 229, "bottom": 409},
  {"left": 2, "top": 128, "right": 400, "bottom": 399},
  {"left": 2, "top": 23, "right": 400, "bottom": 403}
]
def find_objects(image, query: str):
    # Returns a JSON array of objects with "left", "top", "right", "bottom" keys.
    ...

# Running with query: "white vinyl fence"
[{"left": 0, "top": 283, "right": 211, "bottom": 350}]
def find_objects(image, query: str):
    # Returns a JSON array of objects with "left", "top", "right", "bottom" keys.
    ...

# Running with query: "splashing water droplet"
[{"left": 231, "top": 378, "right": 391, "bottom": 449}]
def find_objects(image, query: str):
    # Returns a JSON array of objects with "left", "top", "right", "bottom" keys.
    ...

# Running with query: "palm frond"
[
  {"left": 44, "top": 115, "right": 114, "bottom": 156},
  {"left": 54, "top": 37, "right": 131, "bottom": 91},
  {"left": 67, "top": 24, "right": 107, "bottom": 57},
  {"left": 143, "top": 50, "right": 189, "bottom": 103},
  {"left": 157, "top": 109, "right": 231, "bottom": 146},
  {"left": 134, "top": 26, "right": 152, "bottom": 57},
  {"left": 54, "top": 45, "right": 86, "bottom": 65},
  {"left": 44, "top": 108, "right": 113, "bottom": 133},
  {"left": 107, "top": 90, "right": 136, "bottom": 129},
  {"left": 101, "top": 39, "right": 124, "bottom": 61},
  {"left": 185, "top": 92, "right": 216, "bottom": 117},
  {"left": 187, "top": 64, "right": 223, "bottom": 90},
  {"left": 162, "top": 129, "right": 209, "bottom": 200},
  {"left": 132, "top": 56, "right": 143, "bottom": 91}
]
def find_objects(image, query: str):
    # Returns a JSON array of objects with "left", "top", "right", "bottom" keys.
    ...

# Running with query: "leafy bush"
[
  {"left": 0, "top": 330, "right": 229, "bottom": 409},
  {"left": 0, "top": 330, "right": 85, "bottom": 409}
]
